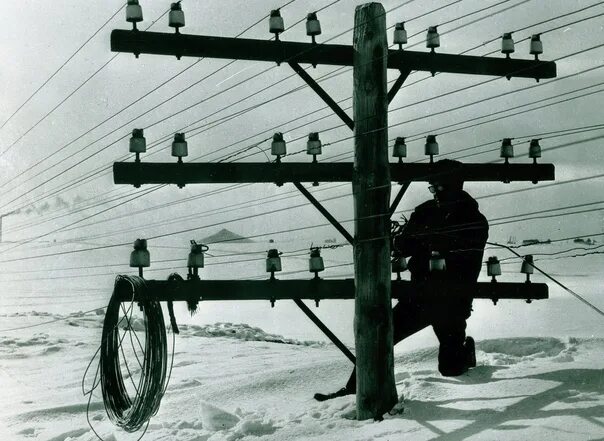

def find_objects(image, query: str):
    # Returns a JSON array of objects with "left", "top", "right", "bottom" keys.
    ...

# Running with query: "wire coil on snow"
[{"left": 100, "top": 275, "right": 169, "bottom": 432}]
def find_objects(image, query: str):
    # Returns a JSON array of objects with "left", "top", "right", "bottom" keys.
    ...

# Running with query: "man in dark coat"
[{"left": 315, "top": 159, "right": 489, "bottom": 401}]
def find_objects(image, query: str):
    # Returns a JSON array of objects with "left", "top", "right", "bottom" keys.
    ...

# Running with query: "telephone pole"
[
  {"left": 109, "top": 1, "right": 556, "bottom": 420},
  {"left": 352, "top": 3, "right": 397, "bottom": 417}
]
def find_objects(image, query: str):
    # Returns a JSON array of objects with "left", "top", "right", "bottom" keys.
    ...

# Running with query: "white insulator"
[
  {"left": 269, "top": 10, "right": 285, "bottom": 35},
  {"left": 392, "top": 255, "right": 407, "bottom": 273},
  {"left": 393, "top": 137, "right": 407, "bottom": 159},
  {"left": 425, "top": 135, "right": 439, "bottom": 156},
  {"left": 487, "top": 256, "right": 502, "bottom": 277},
  {"left": 426, "top": 26, "right": 440, "bottom": 50},
  {"left": 169, "top": 3, "right": 185, "bottom": 29},
  {"left": 501, "top": 33, "right": 515, "bottom": 55},
  {"left": 500, "top": 138, "right": 514, "bottom": 159},
  {"left": 393, "top": 22, "right": 407, "bottom": 46},
  {"left": 172, "top": 133, "right": 188, "bottom": 158},
  {"left": 530, "top": 34, "right": 543, "bottom": 56},
  {"left": 429, "top": 251, "right": 446, "bottom": 272},
  {"left": 307, "top": 132, "right": 322, "bottom": 156},
  {"left": 529, "top": 139, "right": 541, "bottom": 158},
  {"left": 266, "top": 249, "right": 282, "bottom": 272},
  {"left": 521, "top": 255, "right": 534, "bottom": 274},
  {"left": 187, "top": 243, "right": 205, "bottom": 268},
  {"left": 309, "top": 248, "right": 325, "bottom": 273},
  {"left": 271, "top": 132, "right": 286, "bottom": 157},
  {"left": 129, "top": 128, "right": 146, "bottom": 153},
  {"left": 130, "top": 239, "right": 150, "bottom": 267},
  {"left": 306, "top": 13, "right": 321, "bottom": 37},
  {"left": 126, "top": 0, "right": 143, "bottom": 23}
]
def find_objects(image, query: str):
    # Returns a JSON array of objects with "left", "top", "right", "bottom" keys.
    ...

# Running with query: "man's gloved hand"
[{"left": 391, "top": 217, "right": 408, "bottom": 256}]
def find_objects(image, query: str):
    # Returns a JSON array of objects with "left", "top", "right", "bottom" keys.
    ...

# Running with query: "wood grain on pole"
[{"left": 352, "top": 2, "right": 398, "bottom": 420}]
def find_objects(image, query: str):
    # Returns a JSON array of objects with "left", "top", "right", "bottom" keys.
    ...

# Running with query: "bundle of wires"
[{"left": 99, "top": 275, "right": 170, "bottom": 433}]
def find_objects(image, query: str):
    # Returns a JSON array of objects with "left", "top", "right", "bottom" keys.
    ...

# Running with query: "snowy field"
[{"left": 0, "top": 240, "right": 603, "bottom": 440}]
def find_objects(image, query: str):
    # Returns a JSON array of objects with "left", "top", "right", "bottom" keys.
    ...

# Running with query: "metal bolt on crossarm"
[
  {"left": 306, "top": 12, "right": 322, "bottom": 44},
  {"left": 521, "top": 254, "right": 534, "bottom": 283},
  {"left": 266, "top": 249, "right": 282, "bottom": 306},
  {"left": 500, "top": 138, "right": 514, "bottom": 183},
  {"left": 530, "top": 34, "right": 544, "bottom": 82},
  {"left": 393, "top": 137, "right": 407, "bottom": 163},
  {"left": 487, "top": 256, "right": 502, "bottom": 282},
  {"left": 126, "top": 0, "right": 143, "bottom": 31},
  {"left": 169, "top": 2, "right": 185, "bottom": 34},
  {"left": 309, "top": 247, "right": 325, "bottom": 306},
  {"left": 426, "top": 26, "right": 440, "bottom": 76},
  {"left": 172, "top": 133, "right": 188, "bottom": 188},
  {"left": 269, "top": 9, "right": 285, "bottom": 41},
  {"left": 393, "top": 22, "right": 407, "bottom": 50},
  {"left": 391, "top": 250, "right": 407, "bottom": 280},
  {"left": 307, "top": 132, "right": 322, "bottom": 186},
  {"left": 429, "top": 251, "right": 446, "bottom": 272},
  {"left": 130, "top": 238, "right": 150, "bottom": 277},
  {"left": 425, "top": 135, "right": 439, "bottom": 163},
  {"left": 501, "top": 32, "right": 515, "bottom": 59},
  {"left": 529, "top": 138, "right": 542, "bottom": 183},
  {"left": 129, "top": 128, "right": 146, "bottom": 162}
]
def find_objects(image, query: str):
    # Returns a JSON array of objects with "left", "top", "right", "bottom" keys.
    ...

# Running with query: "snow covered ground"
[
  {"left": 0, "top": 313, "right": 603, "bottom": 440},
  {"left": 0, "top": 240, "right": 603, "bottom": 440}
]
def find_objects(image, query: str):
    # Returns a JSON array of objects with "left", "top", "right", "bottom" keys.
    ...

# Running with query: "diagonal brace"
[
  {"left": 293, "top": 298, "right": 355, "bottom": 364},
  {"left": 293, "top": 182, "right": 354, "bottom": 245},
  {"left": 289, "top": 62, "right": 354, "bottom": 131},
  {"left": 387, "top": 69, "right": 411, "bottom": 104},
  {"left": 389, "top": 181, "right": 410, "bottom": 218}
]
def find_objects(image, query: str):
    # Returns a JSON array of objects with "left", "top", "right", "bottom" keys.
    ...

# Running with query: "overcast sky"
[{"left": 0, "top": 0, "right": 603, "bottom": 307}]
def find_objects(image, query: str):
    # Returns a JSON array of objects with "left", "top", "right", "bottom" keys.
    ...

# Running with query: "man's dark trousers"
[{"left": 344, "top": 286, "right": 472, "bottom": 392}]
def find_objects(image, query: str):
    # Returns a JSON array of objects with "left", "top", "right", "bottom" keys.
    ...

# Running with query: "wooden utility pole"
[{"left": 352, "top": 3, "right": 397, "bottom": 419}]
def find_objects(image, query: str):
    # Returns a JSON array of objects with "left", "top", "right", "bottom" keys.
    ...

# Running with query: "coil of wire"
[{"left": 100, "top": 275, "right": 169, "bottom": 432}]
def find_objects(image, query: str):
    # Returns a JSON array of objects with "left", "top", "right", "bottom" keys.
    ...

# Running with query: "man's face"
[{"left": 428, "top": 182, "right": 445, "bottom": 201}]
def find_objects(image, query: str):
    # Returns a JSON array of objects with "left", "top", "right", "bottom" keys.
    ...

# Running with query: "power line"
[
  {"left": 1, "top": 6, "right": 600, "bottom": 251},
  {"left": 174, "top": 0, "right": 537, "bottom": 164},
  {"left": 0, "top": 0, "right": 564, "bottom": 217},
  {"left": 0, "top": 0, "right": 452, "bottom": 209},
  {"left": 0, "top": 0, "right": 335, "bottom": 213},
  {"left": 310, "top": 45, "right": 604, "bottom": 161},
  {"left": 0, "top": 4, "right": 125, "bottom": 132},
  {"left": 7, "top": 0, "right": 596, "bottom": 210},
  {"left": 2, "top": 130, "right": 601, "bottom": 263},
  {"left": 0, "top": 6, "right": 173, "bottom": 159},
  {"left": 0, "top": 0, "right": 302, "bottom": 190},
  {"left": 488, "top": 241, "right": 604, "bottom": 317}
]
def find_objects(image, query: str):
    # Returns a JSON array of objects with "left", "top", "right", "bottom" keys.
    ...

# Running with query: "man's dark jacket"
[{"left": 395, "top": 189, "right": 489, "bottom": 282}]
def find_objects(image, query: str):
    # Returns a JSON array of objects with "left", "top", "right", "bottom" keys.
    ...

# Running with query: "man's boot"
[{"left": 313, "top": 387, "right": 354, "bottom": 402}]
